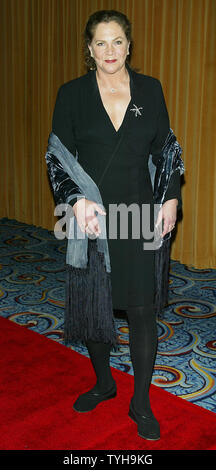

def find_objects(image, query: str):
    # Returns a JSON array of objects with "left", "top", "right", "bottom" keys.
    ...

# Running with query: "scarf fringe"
[
  {"left": 64, "top": 239, "right": 118, "bottom": 350},
  {"left": 154, "top": 237, "right": 171, "bottom": 319}
]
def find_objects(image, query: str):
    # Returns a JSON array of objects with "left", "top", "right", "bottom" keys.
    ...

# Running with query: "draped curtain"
[{"left": 1, "top": 0, "right": 216, "bottom": 268}]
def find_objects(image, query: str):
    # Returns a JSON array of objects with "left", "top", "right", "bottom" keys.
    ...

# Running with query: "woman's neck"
[{"left": 96, "top": 64, "right": 129, "bottom": 90}]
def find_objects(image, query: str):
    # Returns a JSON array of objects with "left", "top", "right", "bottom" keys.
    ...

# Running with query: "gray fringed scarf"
[
  {"left": 46, "top": 131, "right": 111, "bottom": 272},
  {"left": 151, "top": 128, "right": 185, "bottom": 316}
]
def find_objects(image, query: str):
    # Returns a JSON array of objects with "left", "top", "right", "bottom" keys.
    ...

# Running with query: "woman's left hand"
[{"left": 155, "top": 198, "right": 178, "bottom": 238}]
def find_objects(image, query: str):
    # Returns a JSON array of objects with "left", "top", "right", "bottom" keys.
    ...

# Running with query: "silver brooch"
[{"left": 130, "top": 104, "right": 143, "bottom": 117}]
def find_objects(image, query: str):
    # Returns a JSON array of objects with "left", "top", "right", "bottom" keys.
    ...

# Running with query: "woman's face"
[{"left": 88, "top": 21, "right": 130, "bottom": 74}]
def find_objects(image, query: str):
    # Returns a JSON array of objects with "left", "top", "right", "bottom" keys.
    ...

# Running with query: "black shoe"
[
  {"left": 128, "top": 400, "right": 160, "bottom": 441},
  {"left": 73, "top": 383, "right": 117, "bottom": 413}
]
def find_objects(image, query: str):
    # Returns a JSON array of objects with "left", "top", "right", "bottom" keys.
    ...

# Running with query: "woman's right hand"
[{"left": 73, "top": 198, "right": 106, "bottom": 237}]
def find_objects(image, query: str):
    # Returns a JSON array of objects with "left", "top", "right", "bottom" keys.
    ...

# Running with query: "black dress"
[{"left": 51, "top": 64, "right": 181, "bottom": 345}]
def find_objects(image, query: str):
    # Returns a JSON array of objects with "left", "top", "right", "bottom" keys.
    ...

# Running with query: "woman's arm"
[
  {"left": 150, "top": 80, "right": 182, "bottom": 236},
  {"left": 46, "top": 84, "right": 84, "bottom": 207},
  {"left": 46, "top": 84, "right": 105, "bottom": 236}
]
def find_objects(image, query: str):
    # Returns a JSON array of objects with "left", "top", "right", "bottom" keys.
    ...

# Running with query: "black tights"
[{"left": 85, "top": 304, "right": 158, "bottom": 416}]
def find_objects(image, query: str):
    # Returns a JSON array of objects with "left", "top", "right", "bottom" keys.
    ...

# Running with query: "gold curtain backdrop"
[{"left": 1, "top": 0, "right": 216, "bottom": 268}]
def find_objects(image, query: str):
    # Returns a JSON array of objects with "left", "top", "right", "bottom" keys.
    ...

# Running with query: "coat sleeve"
[
  {"left": 150, "top": 80, "right": 182, "bottom": 210},
  {"left": 46, "top": 84, "right": 84, "bottom": 207}
]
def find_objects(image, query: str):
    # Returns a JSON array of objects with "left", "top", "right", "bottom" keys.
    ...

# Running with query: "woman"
[{"left": 45, "top": 10, "right": 183, "bottom": 441}]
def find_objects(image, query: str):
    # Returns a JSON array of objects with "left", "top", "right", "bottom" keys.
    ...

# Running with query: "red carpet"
[{"left": 0, "top": 316, "right": 216, "bottom": 451}]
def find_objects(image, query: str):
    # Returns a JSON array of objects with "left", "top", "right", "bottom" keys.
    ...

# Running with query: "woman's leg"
[
  {"left": 85, "top": 339, "right": 115, "bottom": 393},
  {"left": 126, "top": 304, "right": 160, "bottom": 439},
  {"left": 127, "top": 304, "right": 158, "bottom": 417},
  {"left": 73, "top": 339, "right": 116, "bottom": 412}
]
